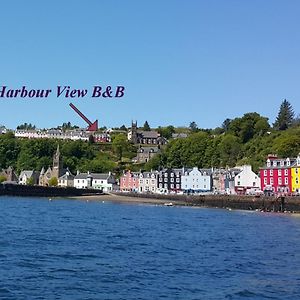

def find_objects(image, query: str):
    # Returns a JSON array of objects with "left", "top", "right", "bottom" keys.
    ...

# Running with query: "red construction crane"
[{"left": 69, "top": 103, "right": 98, "bottom": 131}]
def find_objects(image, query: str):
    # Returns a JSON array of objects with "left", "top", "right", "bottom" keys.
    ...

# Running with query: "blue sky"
[{"left": 0, "top": 0, "right": 300, "bottom": 129}]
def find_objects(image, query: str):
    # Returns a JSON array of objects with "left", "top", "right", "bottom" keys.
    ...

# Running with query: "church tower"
[
  {"left": 131, "top": 121, "right": 138, "bottom": 144},
  {"left": 52, "top": 145, "right": 63, "bottom": 178}
]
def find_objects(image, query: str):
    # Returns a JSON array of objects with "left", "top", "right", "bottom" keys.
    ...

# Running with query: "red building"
[
  {"left": 120, "top": 170, "right": 139, "bottom": 192},
  {"left": 259, "top": 154, "right": 294, "bottom": 194}
]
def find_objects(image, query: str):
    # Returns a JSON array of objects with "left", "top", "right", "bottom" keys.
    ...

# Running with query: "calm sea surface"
[{"left": 0, "top": 197, "right": 299, "bottom": 300}]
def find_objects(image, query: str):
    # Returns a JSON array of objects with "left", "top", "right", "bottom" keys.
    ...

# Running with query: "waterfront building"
[
  {"left": 19, "top": 170, "right": 40, "bottom": 185},
  {"left": 120, "top": 170, "right": 139, "bottom": 192},
  {"left": 291, "top": 154, "right": 300, "bottom": 193},
  {"left": 138, "top": 171, "right": 158, "bottom": 193},
  {"left": 234, "top": 165, "right": 260, "bottom": 194},
  {"left": 58, "top": 171, "right": 75, "bottom": 187},
  {"left": 259, "top": 154, "right": 294, "bottom": 194},
  {"left": 136, "top": 146, "right": 160, "bottom": 163},
  {"left": 212, "top": 168, "right": 242, "bottom": 194},
  {"left": 181, "top": 167, "right": 212, "bottom": 192},
  {"left": 74, "top": 172, "right": 117, "bottom": 192},
  {"left": 157, "top": 168, "right": 183, "bottom": 193},
  {"left": 0, "top": 166, "right": 18, "bottom": 183}
]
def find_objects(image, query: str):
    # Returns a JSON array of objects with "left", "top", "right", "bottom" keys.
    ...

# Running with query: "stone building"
[
  {"left": 136, "top": 146, "right": 160, "bottom": 163},
  {"left": 39, "top": 145, "right": 67, "bottom": 186},
  {"left": 0, "top": 166, "right": 18, "bottom": 182},
  {"left": 128, "top": 121, "right": 167, "bottom": 145}
]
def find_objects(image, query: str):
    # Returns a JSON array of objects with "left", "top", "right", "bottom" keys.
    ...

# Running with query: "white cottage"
[
  {"left": 74, "top": 172, "right": 117, "bottom": 192},
  {"left": 234, "top": 165, "right": 261, "bottom": 194}
]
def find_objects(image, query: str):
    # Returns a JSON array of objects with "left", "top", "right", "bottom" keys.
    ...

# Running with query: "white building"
[
  {"left": 19, "top": 170, "right": 40, "bottom": 185},
  {"left": 181, "top": 167, "right": 212, "bottom": 192},
  {"left": 74, "top": 172, "right": 117, "bottom": 192},
  {"left": 58, "top": 171, "right": 75, "bottom": 187},
  {"left": 234, "top": 165, "right": 261, "bottom": 194},
  {"left": 138, "top": 171, "right": 158, "bottom": 193}
]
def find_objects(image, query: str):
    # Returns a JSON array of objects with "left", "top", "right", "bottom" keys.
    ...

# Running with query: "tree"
[
  {"left": 157, "top": 125, "right": 175, "bottom": 139},
  {"left": 189, "top": 121, "right": 198, "bottom": 132},
  {"left": 26, "top": 177, "right": 34, "bottom": 186},
  {"left": 273, "top": 99, "right": 295, "bottom": 130},
  {"left": 88, "top": 134, "right": 95, "bottom": 144},
  {"left": 112, "top": 134, "right": 129, "bottom": 161},
  {"left": 17, "top": 123, "right": 36, "bottom": 130},
  {"left": 143, "top": 121, "right": 151, "bottom": 131},
  {"left": 222, "top": 118, "right": 231, "bottom": 132},
  {"left": 120, "top": 125, "right": 127, "bottom": 131},
  {"left": 0, "top": 175, "right": 6, "bottom": 183},
  {"left": 48, "top": 177, "right": 58, "bottom": 187}
]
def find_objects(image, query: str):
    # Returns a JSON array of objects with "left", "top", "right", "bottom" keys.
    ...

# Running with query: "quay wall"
[
  {"left": 112, "top": 192, "right": 300, "bottom": 213},
  {"left": 0, "top": 183, "right": 103, "bottom": 198}
]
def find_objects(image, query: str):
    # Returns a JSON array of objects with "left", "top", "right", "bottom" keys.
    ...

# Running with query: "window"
[
  {"left": 284, "top": 169, "right": 288, "bottom": 176},
  {"left": 273, "top": 161, "right": 277, "bottom": 167},
  {"left": 170, "top": 184, "right": 174, "bottom": 188},
  {"left": 159, "top": 183, "right": 162, "bottom": 188},
  {"left": 237, "top": 181, "right": 240, "bottom": 186},
  {"left": 285, "top": 177, "right": 288, "bottom": 185},
  {"left": 253, "top": 182, "right": 256, "bottom": 186},
  {"left": 296, "top": 168, "right": 299, "bottom": 174},
  {"left": 176, "top": 178, "right": 180, "bottom": 183},
  {"left": 164, "top": 184, "right": 167, "bottom": 189},
  {"left": 278, "top": 178, "right": 282, "bottom": 185},
  {"left": 171, "top": 173, "right": 174, "bottom": 177},
  {"left": 164, "top": 178, "right": 168, "bottom": 182},
  {"left": 296, "top": 178, "right": 299, "bottom": 185},
  {"left": 278, "top": 169, "right": 281, "bottom": 176},
  {"left": 159, "top": 177, "right": 162, "bottom": 182},
  {"left": 270, "top": 178, "right": 273, "bottom": 184},
  {"left": 171, "top": 178, "right": 174, "bottom": 182},
  {"left": 270, "top": 170, "right": 273, "bottom": 176},
  {"left": 176, "top": 184, "right": 180, "bottom": 189},
  {"left": 204, "top": 185, "right": 206, "bottom": 189},
  {"left": 164, "top": 173, "right": 168, "bottom": 177},
  {"left": 264, "top": 178, "right": 267, "bottom": 184},
  {"left": 264, "top": 170, "right": 267, "bottom": 176}
]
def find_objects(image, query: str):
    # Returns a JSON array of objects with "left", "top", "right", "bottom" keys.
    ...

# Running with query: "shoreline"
[{"left": 70, "top": 193, "right": 300, "bottom": 213}]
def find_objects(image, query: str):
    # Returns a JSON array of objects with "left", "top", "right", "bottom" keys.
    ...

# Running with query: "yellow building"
[{"left": 291, "top": 158, "right": 300, "bottom": 192}]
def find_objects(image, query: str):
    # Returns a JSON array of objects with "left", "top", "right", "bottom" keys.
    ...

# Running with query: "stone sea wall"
[
  {"left": 113, "top": 192, "right": 300, "bottom": 213},
  {"left": 0, "top": 183, "right": 103, "bottom": 198}
]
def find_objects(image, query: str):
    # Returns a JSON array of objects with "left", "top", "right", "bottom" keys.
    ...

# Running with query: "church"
[{"left": 39, "top": 145, "right": 69, "bottom": 186}]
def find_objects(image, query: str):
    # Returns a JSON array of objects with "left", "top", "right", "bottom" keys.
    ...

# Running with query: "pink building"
[{"left": 120, "top": 170, "right": 139, "bottom": 192}]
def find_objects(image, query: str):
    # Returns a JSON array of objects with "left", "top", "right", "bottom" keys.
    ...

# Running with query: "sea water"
[{"left": 0, "top": 196, "right": 299, "bottom": 299}]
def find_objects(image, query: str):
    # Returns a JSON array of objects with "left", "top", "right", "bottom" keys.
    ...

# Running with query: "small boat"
[{"left": 164, "top": 202, "right": 173, "bottom": 206}]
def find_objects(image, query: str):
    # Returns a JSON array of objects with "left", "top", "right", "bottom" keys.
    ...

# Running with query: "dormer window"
[
  {"left": 287, "top": 158, "right": 290, "bottom": 166},
  {"left": 273, "top": 161, "right": 277, "bottom": 167},
  {"left": 280, "top": 160, "right": 284, "bottom": 167},
  {"left": 267, "top": 159, "right": 271, "bottom": 167}
]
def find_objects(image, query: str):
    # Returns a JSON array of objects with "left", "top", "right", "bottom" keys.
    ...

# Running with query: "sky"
[{"left": 0, "top": 0, "right": 300, "bottom": 130}]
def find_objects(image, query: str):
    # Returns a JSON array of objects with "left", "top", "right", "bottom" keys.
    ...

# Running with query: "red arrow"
[{"left": 69, "top": 103, "right": 98, "bottom": 131}]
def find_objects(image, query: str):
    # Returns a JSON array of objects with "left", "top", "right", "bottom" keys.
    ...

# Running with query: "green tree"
[
  {"left": 143, "top": 121, "right": 151, "bottom": 131},
  {"left": 112, "top": 134, "right": 129, "bottom": 161},
  {"left": 0, "top": 175, "right": 7, "bottom": 183},
  {"left": 189, "top": 121, "right": 198, "bottom": 132},
  {"left": 157, "top": 125, "right": 175, "bottom": 139},
  {"left": 273, "top": 99, "right": 295, "bottom": 130},
  {"left": 26, "top": 177, "right": 34, "bottom": 186},
  {"left": 222, "top": 118, "right": 231, "bottom": 132},
  {"left": 48, "top": 177, "right": 58, "bottom": 187}
]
